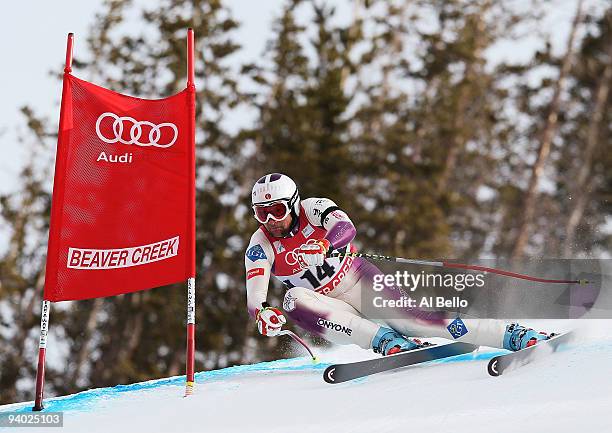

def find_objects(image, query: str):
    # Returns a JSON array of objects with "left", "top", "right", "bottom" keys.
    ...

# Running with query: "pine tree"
[
  {"left": 0, "top": 108, "right": 54, "bottom": 403},
  {"left": 557, "top": 9, "right": 611, "bottom": 257},
  {"left": 510, "top": 0, "right": 585, "bottom": 260}
]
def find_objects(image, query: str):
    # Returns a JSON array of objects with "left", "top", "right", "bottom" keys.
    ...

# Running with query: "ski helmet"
[{"left": 251, "top": 173, "right": 300, "bottom": 224}]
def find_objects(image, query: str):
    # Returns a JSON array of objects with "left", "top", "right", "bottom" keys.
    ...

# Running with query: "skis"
[
  {"left": 323, "top": 341, "right": 478, "bottom": 384},
  {"left": 487, "top": 332, "right": 574, "bottom": 377},
  {"left": 322, "top": 332, "right": 574, "bottom": 383}
]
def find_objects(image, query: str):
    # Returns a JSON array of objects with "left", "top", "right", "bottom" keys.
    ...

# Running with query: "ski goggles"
[{"left": 253, "top": 201, "right": 291, "bottom": 224}]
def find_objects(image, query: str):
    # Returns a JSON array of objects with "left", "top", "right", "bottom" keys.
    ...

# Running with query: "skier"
[{"left": 245, "top": 173, "right": 550, "bottom": 355}]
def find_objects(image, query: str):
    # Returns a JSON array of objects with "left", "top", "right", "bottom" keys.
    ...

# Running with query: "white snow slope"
[{"left": 1, "top": 320, "right": 611, "bottom": 433}]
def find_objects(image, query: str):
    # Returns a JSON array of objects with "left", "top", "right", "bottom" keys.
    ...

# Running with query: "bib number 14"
[{"left": 284, "top": 261, "right": 336, "bottom": 289}]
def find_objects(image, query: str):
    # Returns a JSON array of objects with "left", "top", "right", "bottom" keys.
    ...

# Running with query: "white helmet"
[{"left": 251, "top": 173, "right": 300, "bottom": 223}]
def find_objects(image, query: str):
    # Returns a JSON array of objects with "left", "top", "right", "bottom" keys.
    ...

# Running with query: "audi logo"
[
  {"left": 95, "top": 112, "right": 178, "bottom": 148},
  {"left": 284, "top": 239, "right": 318, "bottom": 266},
  {"left": 285, "top": 248, "right": 301, "bottom": 266}
]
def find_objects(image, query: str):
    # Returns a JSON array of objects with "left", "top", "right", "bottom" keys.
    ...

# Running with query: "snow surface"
[{"left": 1, "top": 320, "right": 612, "bottom": 433}]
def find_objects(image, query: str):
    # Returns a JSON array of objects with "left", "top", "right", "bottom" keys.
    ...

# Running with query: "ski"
[
  {"left": 323, "top": 341, "right": 478, "bottom": 384},
  {"left": 487, "top": 332, "right": 574, "bottom": 377}
]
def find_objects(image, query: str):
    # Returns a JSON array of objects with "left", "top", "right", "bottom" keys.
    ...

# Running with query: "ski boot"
[
  {"left": 372, "top": 327, "right": 422, "bottom": 356},
  {"left": 503, "top": 323, "right": 551, "bottom": 351}
]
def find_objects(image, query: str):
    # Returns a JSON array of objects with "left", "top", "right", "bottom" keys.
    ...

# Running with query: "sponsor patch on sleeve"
[
  {"left": 247, "top": 267, "right": 265, "bottom": 280},
  {"left": 447, "top": 317, "right": 468, "bottom": 339},
  {"left": 246, "top": 244, "right": 267, "bottom": 262}
]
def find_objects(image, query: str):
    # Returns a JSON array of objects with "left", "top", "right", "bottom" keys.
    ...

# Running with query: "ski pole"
[
  {"left": 279, "top": 330, "right": 319, "bottom": 363},
  {"left": 329, "top": 251, "right": 589, "bottom": 285}
]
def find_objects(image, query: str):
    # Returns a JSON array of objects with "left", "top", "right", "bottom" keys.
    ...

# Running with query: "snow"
[{"left": 2, "top": 320, "right": 612, "bottom": 433}]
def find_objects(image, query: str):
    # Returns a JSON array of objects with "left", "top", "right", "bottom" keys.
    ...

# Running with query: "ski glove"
[
  {"left": 256, "top": 304, "right": 286, "bottom": 337},
  {"left": 297, "top": 239, "right": 331, "bottom": 269}
]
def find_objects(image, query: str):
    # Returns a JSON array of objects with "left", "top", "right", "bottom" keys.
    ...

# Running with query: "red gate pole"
[
  {"left": 33, "top": 32, "right": 74, "bottom": 412},
  {"left": 32, "top": 301, "right": 51, "bottom": 411},
  {"left": 184, "top": 28, "right": 196, "bottom": 397},
  {"left": 185, "top": 277, "right": 196, "bottom": 396}
]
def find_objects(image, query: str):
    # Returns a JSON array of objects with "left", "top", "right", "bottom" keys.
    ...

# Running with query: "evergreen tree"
[
  {"left": 0, "top": 109, "right": 54, "bottom": 403},
  {"left": 556, "top": 9, "right": 611, "bottom": 257}
]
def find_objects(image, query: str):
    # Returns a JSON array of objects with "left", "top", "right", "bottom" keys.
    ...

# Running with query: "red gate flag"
[
  {"left": 34, "top": 30, "right": 197, "bottom": 412},
  {"left": 44, "top": 58, "right": 196, "bottom": 302}
]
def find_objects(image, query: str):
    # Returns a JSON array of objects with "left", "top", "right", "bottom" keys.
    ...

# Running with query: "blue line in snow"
[
  {"left": 4, "top": 341, "right": 596, "bottom": 414},
  {"left": 0, "top": 357, "right": 329, "bottom": 414}
]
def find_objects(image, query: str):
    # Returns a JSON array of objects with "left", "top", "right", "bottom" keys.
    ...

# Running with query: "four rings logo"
[{"left": 95, "top": 112, "right": 178, "bottom": 148}]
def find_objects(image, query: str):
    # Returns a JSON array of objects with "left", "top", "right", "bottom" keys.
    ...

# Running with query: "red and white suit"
[{"left": 245, "top": 198, "right": 509, "bottom": 349}]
